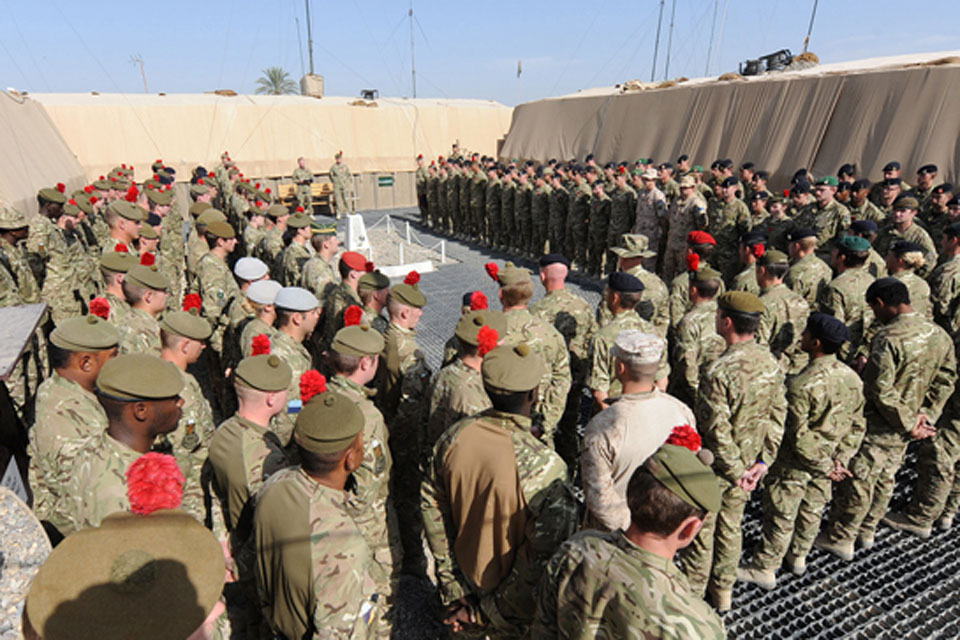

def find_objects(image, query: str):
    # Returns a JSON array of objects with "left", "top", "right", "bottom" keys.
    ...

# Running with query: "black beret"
[
  {"left": 720, "top": 159, "right": 734, "bottom": 169},
  {"left": 866, "top": 277, "right": 908, "bottom": 302},
  {"left": 838, "top": 163, "right": 856, "bottom": 177},
  {"left": 677, "top": 154, "right": 689, "bottom": 163},
  {"left": 882, "top": 177, "right": 902, "bottom": 188},
  {"left": 837, "top": 181, "right": 853, "bottom": 192},
  {"left": 852, "top": 178, "right": 871, "bottom": 190},
  {"left": 710, "top": 160, "right": 722, "bottom": 170},
  {"left": 585, "top": 154, "right": 595, "bottom": 162},
  {"left": 806, "top": 312, "right": 850, "bottom": 346},
  {"left": 603, "top": 162, "right": 614, "bottom": 170},
  {"left": 749, "top": 190, "right": 770, "bottom": 201},
  {"left": 740, "top": 230, "right": 767, "bottom": 245},
  {"left": 933, "top": 183, "right": 954, "bottom": 195},
  {"left": 792, "top": 168, "right": 809, "bottom": 181},
  {"left": 883, "top": 161, "right": 901, "bottom": 172},
  {"left": 945, "top": 222, "right": 960, "bottom": 237},
  {"left": 891, "top": 240, "right": 924, "bottom": 255},
  {"left": 659, "top": 162, "right": 673, "bottom": 170},
  {"left": 949, "top": 196, "right": 960, "bottom": 207},
  {"left": 146, "top": 213, "right": 162, "bottom": 227},
  {"left": 720, "top": 177, "right": 739, "bottom": 188},
  {"left": 754, "top": 170, "right": 770, "bottom": 181},
  {"left": 158, "top": 173, "right": 174, "bottom": 185},
  {"left": 791, "top": 181, "right": 811, "bottom": 195},
  {"left": 741, "top": 162, "right": 755, "bottom": 171},
  {"left": 548, "top": 158, "right": 557, "bottom": 165},
  {"left": 539, "top": 253, "right": 570, "bottom": 268},
  {"left": 850, "top": 219, "right": 879, "bottom": 234},
  {"left": 786, "top": 227, "right": 818, "bottom": 241},
  {"left": 918, "top": 164, "right": 938, "bottom": 175},
  {"left": 608, "top": 272, "right": 644, "bottom": 293}
]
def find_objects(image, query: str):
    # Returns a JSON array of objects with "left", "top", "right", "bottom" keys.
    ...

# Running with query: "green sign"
[{"left": 377, "top": 175, "right": 394, "bottom": 187}]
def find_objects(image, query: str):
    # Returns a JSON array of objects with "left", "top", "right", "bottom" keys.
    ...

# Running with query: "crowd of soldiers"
[{"left": 4, "top": 142, "right": 960, "bottom": 639}]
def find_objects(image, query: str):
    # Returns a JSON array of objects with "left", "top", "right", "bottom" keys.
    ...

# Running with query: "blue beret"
[
  {"left": 850, "top": 219, "right": 879, "bottom": 234},
  {"left": 806, "top": 312, "right": 850, "bottom": 345},
  {"left": 918, "top": 164, "right": 938, "bottom": 175},
  {"left": 740, "top": 230, "right": 767, "bottom": 245},
  {"left": 883, "top": 161, "right": 901, "bottom": 172},
  {"left": 791, "top": 181, "right": 811, "bottom": 195},
  {"left": 539, "top": 253, "right": 570, "bottom": 268},
  {"left": 608, "top": 272, "right": 644, "bottom": 293}
]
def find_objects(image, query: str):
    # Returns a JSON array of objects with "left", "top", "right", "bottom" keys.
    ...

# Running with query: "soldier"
[
  {"left": 930, "top": 223, "right": 960, "bottom": 336},
  {"left": 787, "top": 180, "right": 811, "bottom": 218},
  {"left": 849, "top": 178, "right": 886, "bottom": 223},
  {"left": 96, "top": 251, "right": 136, "bottom": 323},
  {"left": 738, "top": 314, "right": 865, "bottom": 589},
  {"left": 602, "top": 234, "right": 669, "bottom": 335},
  {"left": 531, "top": 169, "right": 551, "bottom": 255},
  {"left": 794, "top": 176, "right": 851, "bottom": 261},
  {"left": 886, "top": 241, "right": 932, "bottom": 319},
  {"left": 763, "top": 195, "right": 797, "bottom": 253},
  {"left": 817, "top": 279, "right": 956, "bottom": 559},
  {"left": 484, "top": 166, "right": 503, "bottom": 247},
  {"left": 747, "top": 190, "right": 771, "bottom": 229},
  {"left": 415, "top": 154, "right": 429, "bottom": 222},
  {"left": 662, "top": 176, "right": 709, "bottom": 282},
  {"left": 668, "top": 231, "right": 722, "bottom": 332},
  {"left": 533, "top": 445, "right": 725, "bottom": 639},
  {"left": 849, "top": 219, "right": 888, "bottom": 278},
  {"left": 566, "top": 169, "right": 591, "bottom": 269},
  {"left": 193, "top": 220, "right": 241, "bottom": 356},
  {"left": 606, "top": 169, "right": 636, "bottom": 275},
  {"left": 278, "top": 212, "right": 313, "bottom": 286},
  {"left": 256, "top": 204, "right": 290, "bottom": 274},
  {"left": 300, "top": 222, "right": 340, "bottom": 299},
  {"left": 471, "top": 161, "right": 488, "bottom": 243},
  {"left": 708, "top": 177, "right": 751, "bottom": 280},
  {"left": 422, "top": 343, "right": 577, "bottom": 637},
  {"left": 582, "top": 331, "right": 694, "bottom": 531},
  {"left": 490, "top": 261, "right": 571, "bottom": 447},
  {"left": 255, "top": 387, "right": 388, "bottom": 638},
  {"left": 101, "top": 200, "right": 145, "bottom": 257},
  {"left": 515, "top": 171, "right": 534, "bottom": 254},
  {"left": 447, "top": 163, "right": 463, "bottom": 238},
  {"left": 911, "top": 163, "right": 938, "bottom": 206},
  {"left": 358, "top": 270, "right": 391, "bottom": 333},
  {"left": 757, "top": 250, "right": 811, "bottom": 376},
  {"left": 922, "top": 183, "right": 954, "bottom": 243},
  {"left": 678, "top": 292, "right": 786, "bottom": 610},
  {"left": 730, "top": 232, "right": 764, "bottom": 296},
  {"left": 59, "top": 354, "right": 185, "bottom": 534},
  {"left": 270, "top": 287, "right": 321, "bottom": 444},
  {"left": 28, "top": 316, "right": 119, "bottom": 537},
  {"left": 460, "top": 161, "right": 473, "bottom": 239},
  {"left": 869, "top": 161, "right": 910, "bottom": 205},
  {"left": 239, "top": 279, "right": 282, "bottom": 357},
  {"left": 874, "top": 196, "right": 938, "bottom": 278},
  {"left": 547, "top": 173, "right": 568, "bottom": 255},
  {"left": 319, "top": 251, "right": 368, "bottom": 354},
  {"left": 292, "top": 156, "right": 314, "bottom": 210},
  {"left": 25, "top": 185, "right": 67, "bottom": 286},
  {"left": 632, "top": 169, "right": 667, "bottom": 273},
  {"left": 819, "top": 235, "right": 876, "bottom": 364},
  {"left": 118, "top": 263, "right": 169, "bottom": 355},
  {"left": 146, "top": 186, "right": 184, "bottom": 304},
  {"left": 671, "top": 266, "right": 725, "bottom": 407},
  {"left": 499, "top": 170, "right": 516, "bottom": 251},
  {"left": 329, "top": 150, "right": 353, "bottom": 218},
  {"left": 587, "top": 182, "right": 611, "bottom": 276}
]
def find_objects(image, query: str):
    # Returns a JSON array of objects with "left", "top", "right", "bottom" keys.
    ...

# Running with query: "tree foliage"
[{"left": 255, "top": 67, "right": 298, "bottom": 95}]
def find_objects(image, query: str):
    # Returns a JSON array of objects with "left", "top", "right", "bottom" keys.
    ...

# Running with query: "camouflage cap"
[
  {"left": 49, "top": 315, "right": 120, "bottom": 352},
  {"left": 160, "top": 310, "right": 212, "bottom": 341},
  {"left": 287, "top": 212, "right": 311, "bottom": 228},
  {"left": 455, "top": 310, "right": 506, "bottom": 347},
  {"left": 26, "top": 509, "right": 225, "bottom": 640},
  {"left": 235, "top": 354, "right": 292, "bottom": 392},
  {"left": 358, "top": 270, "right": 391, "bottom": 292},
  {"left": 678, "top": 175, "right": 696, "bottom": 188},
  {"left": 196, "top": 209, "right": 227, "bottom": 226},
  {"left": 391, "top": 283, "right": 426, "bottom": 308},
  {"left": 757, "top": 249, "right": 789, "bottom": 266},
  {"left": 108, "top": 200, "right": 147, "bottom": 222},
  {"left": 96, "top": 353, "right": 183, "bottom": 400},
  {"left": 245, "top": 279, "right": 282, "bottom": 305},
  {"left": 717, "top": 291, "right": 764, "bottom": 314},
  {"left": 38, "top": 187, "right": 68, "bottom": 204},
  {"left": 205, "top": 220, "right": 236, "bottom": 239},
  {"left": 0, "top": 203, "right": 28, "bottom": 229},
  {"left": 188, "top": 201, "right": 212, "bottom": 217},
  {"left": 481, "top": 343, "right": 544, "bottom": 393},
  {"left": 611, "top": 330, "right": 663, "bottom": 365},
  {"left": 611, "top": 233, "right": 656, "bottom": 258},
  {"left": 645, "top": 444, "right": 722, "bottom": 513},
  {"left": 295, "top": 390, "right": 364, "bottom": 454},
  {"left": 125, "top": 264, "right": 168, "bottom": 291},
  {"left": 139, "top": 224, "right": 159, "bottom": 240},
  {"left": 497, "top": 262, "right": 532, "bottom": 286},
  {"left": 145, "top": 188, "right": 173, "bottom": 206},
  {"left": 332, "top": 324, "right": 385, "bottom": 357}
]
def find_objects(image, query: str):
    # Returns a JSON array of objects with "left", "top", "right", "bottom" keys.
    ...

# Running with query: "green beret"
[
  {"left": 38, "top": 187, "right": 67, "bottom": 204},
  {"left": 455, "top": 310, "right": 506, "bottom": 347},
  {"left": 497, "top": 262, "right": 532, "bottom": 286},
  {"left": 100, "top": 251, "right": 137, "bottom": 273},
  {"left": 96, "top": 353, "right": 183, "bottom": 400},
  {"left": 312, "top": 222, "right": 337, "bottom": 236},
  {"left": 0, "top": 204, "right": 28, "bottom": 229},
  {"left": 139, "top": 224, "right": 159, "bottom": 240},
  {"left": 758, "top": 249, "right": 789, "bottom": 266},
  {"left": 205, "top": 220, "right": 236, "bottom": 239},
  {"left": 295, "top": 390, "right": 364, "bottom": 454},
  {"left": 814, "top": 176, "right": 839, "bottom": 187},
  {"left": 161, "top": 310, "right": 212, "bottom": 341},
  {"left": 646, "top": 444, "right": 721, "bottom": 513},
  {"left": 717, "top": 291, "right": 764, "bottom": 314},
  {"left": 49, "top": 315, "right": 120, "bottom": 352},
  {"left": 146, "top": 188, "right": 173, "bottom": 206},
  {"left": 196, "top": 209, "right": 227, "bottom": 226},
  {"left": 482, "top": 343, "right": 544, "bottom": 393},
  {"left": 189, "top": 201, "right": 212, "bottom": 217},
  {"left": 287, "top": 212, "right": 311, "bottom": 228},
  {"left": 894, "top": 195, "right": 919, "bottom": 210},
  {"left": 836, "top": 235, "right": 871, "bottom": 253},
  {"left": 108, "top": 200, "right": 146, "bottom": 222},
  {"left": 125, "top": 264, "right": 169, "bottom": 291},
  {"left": 332, "top": 325, "right": 385, "bottom": 357},
  {"left": 235, "top": 354, "right": 292, "bottom": 392},
  {"left": 692, "top": 265, "right": 722, "bottom": 282},
  {"left": 391, "top": 283, "right": 426, "bottom": 308},
  {"left": 358, "top": 271, "right": 390, "bottom": 292}
]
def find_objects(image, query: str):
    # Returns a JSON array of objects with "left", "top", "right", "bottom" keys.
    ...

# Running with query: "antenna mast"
[
  {"left": 305, "top": 0, "right": 315, "bottom": 75},
  {"left": 664, "top": 0, "right": 677, "bottom": 80},
  {"left": 409, "top": 1, "right": 417, "bottom": 98},
  {"left": 803, "top": 0, "right": 819, "bottom": 53},
  {"left": 651, "top": 0, "right": 665, "bottom": 82},
  {"left": 130, "top": 55, "right": 148, "bottom": 93}
]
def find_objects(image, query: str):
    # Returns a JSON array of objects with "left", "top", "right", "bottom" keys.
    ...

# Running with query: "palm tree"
[{"left": 255, "top": 67, "right": 298, "bottom": 95}]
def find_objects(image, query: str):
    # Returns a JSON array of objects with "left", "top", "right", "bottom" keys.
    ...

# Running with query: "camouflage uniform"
[
  {"left": 606, "top": 185, "right": 637, "bottom": 274},
  {"left": 471, "top": 171, "right": 488, "bottom": 241},
  {"left": 362, "top": 306, "right": 388, "bottom": 334},
  {"left": 874, "top": 222, "right": 938, "bottom": 279},
  {"left": 567, "top": 182, "right": 591, "bottom": 267},
  {"left": 581, "top": 389, "right": 695, "bottom": 531},
  {"left": 269, "top": 330, "right": 312, "bottom": 444},
  {"left": 824, "top": 313, "right": 956, "bottom": 544},
  {"left": 930, "top": 254, "right": 960, "bottom": 335},
  {"left": 301, "top": 253, "right": 340, "bottom": 301},
  {"left": 28, "top": 372, "right": 109, "bottom": 533},
  {"left": 533, "top": 530, "right": 725, "bottom": 639},
  {"left": 0, "top": 235, "right": 44, "bottom": 419},
  {"left": 531, "top": 182, "right": 552, "bottom": 255},
  {"left": 515, "top": 181, "right": 534, "bottom": 253},
  {"left": 599, "top": 263, "right": 670, "bottom": 336},
  {"left": 678, "top": 340, "right": 787, "bottom": 595},
  {"left": 731, "top": 264, "right": 760, "bottom": 296},
  {"left": 293, "top": 166, "right": 314, "bottom": 209},
  {"left": 865, "top": 247, "right": 888, "bottom": 279},
  {"left": 320, "top": 282, "right": 362, "bottom": 353},
  {"left": 752, "top": 355, "right": 865, "bottom": 571},
  {"left": 794, "top": 200, "right": 851, "bottom": 260},
  {"left": 119, "top": 307, "right": 162, "bottom": 355},
  {"left": 257, "top": 227, "right": 285, "bottom": 276},
  {"left": 501, "top": 309, "right": 572, "bottom": 447},
  {"left": 632, "top": 188, "right": 667, "bottom": 271},
  {"left": 279, "top": 240, "right": 312, "bottom": 287},
  {"left": 499, "top": 180, "right": 517, "bottom": 249},
  {"left": 194, "top": 251, "right": 242, "bottom": 354},
  {"left": 160, "top": 208, "right": 187, "bottom": 302},
  {"left": 893, "top": 269, "right": 932, "bottom": 319},
  {"left": 329, "top": 161, "right": 354, "bottom": 215},
  {"left": 671, "top": 300, "right": 724, "bottom": 406},
  {"left": 586, "top": 310, "right": 667, "bottom": 400},
  {"left": 907, "top": 387, "right": 960, "bottom": 527},
  {"left": 707, "top": 199, "right": 751, "bottom": 279},
  {"left": 849, "top": 199, "right": 886, "bottom": 224},
  {"left": 485, "top": 175, "right": 503, "bottom": 246},
  {"left": 240, "top": 317, "right": 278, "bottom": 358},
  {"left": 662, "top": 193, "right": 708, "bottom": 282},
  {"left": 784, "top": 253, "right": 832, "bottom": 310},
  {"left": 667, "top": 270, "right": 726, "bottom": 333},
  {"left": 423, "top": 359, "right": 490, "bottom": 452},
  {"left": 547, "top": 182, "right": 569, "bottom": 254},
  {"left": 162, "top": 368, "right": 215, "bottom": 523},
  {"left": 255, "top": 467, "right": 388, "bottom": 639},
  {"left": 818, "top": 266, "right": 875, "bottom": 362},
  {"left": 421, "top": 409, "right": 577, "bottom": 637},
  {"left": 758, "top": 283, "right": 811, "bottom": 376}
]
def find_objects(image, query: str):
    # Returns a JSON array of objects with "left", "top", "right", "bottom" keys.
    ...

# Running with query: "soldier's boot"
[
  {"left": 707, "top": 584, "right": 732, "bottom": 612},
  {"left": 857, "top": 532, "right": 875, "bottom": 549},
  {"left": 784, "top": 553, "right": 807, "bottom": 576},
  {"left": 937, "top": 513, "right": 955, "bottom": 530},
  {"left": 881, "top": 511, "right": 932, "bottom": 539},
  {"left": 737, "top": 566, "right": 776, "bottom": 590},
  {"left": 813, "top": 533, "right": 854, "bottom": 561}
]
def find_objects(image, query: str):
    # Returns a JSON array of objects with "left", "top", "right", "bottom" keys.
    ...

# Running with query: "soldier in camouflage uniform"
[
  {"left": 59, "top": 354, "right": 185, "bottom": 535},
  {"left": 605, "top": 170, "right": 636, "bottom": 275},
  {"left": 671, "top": 266, "right": 725, "bottom": 407},
  {"left": 278, "top": 213, "right": 313, "bottom": 287},
  {"left": 818, "top": 235, "right": 876, "bottom": 363},
  {"left": 817, "top": 279, "right": 956, "bottom": 559},
  {"left": 599, "top": 235, "right": 669, "bottom": 335},
  {"left": 292, "top": 157, "right": 314, "bottom": 210},
  {"left": 270, "top": 287, "right": 321, "bottom": 444},
  {"left": 459, "top": 162, "right": 472, "bottom": 239},
  {"left": 662, "top": 176, "right": 709, "bottom": 282},
  {"left": 757, "top": 250, "right": 811, "bottom": 376},
  {"left": 422, "top": 343, "right": 577, "bottom": 638},
  {"left": 485, "top": 166, "right": 502, "bottom": 247},
  {"left": 300, "top": 222, "right": 341, "bottom": 300},
  {"left": 515, "top": 172, "right": 534, "bottom": 254},
  {"left": 849, "top": 178, "right": 887, "bottom": 224},
  {"left": 118, "top": 264, "right": 169, "bottom": 356},
  {"left": 566, "top": 169, "right": 591, "bottom": 269},
  {"left": 668, "top": 232, "right": 723, "bottom": 332},
  {"left": 874, "top": 195, "right": 938, "bottom": 279},
  {"left": 358, "top": 271, "right": 391, "bottom": 334},
  {"left": 28, "top": 316, "right": 118, "bottom": 535},
  {"left": 256, "top": 205, "right": 290, "bottom": 276},
  {"left": 329, "top": 151, "right": 354, "bottom": 218},
  {"left": 255, "top": 390, "right": 389, "bottom": 639},
  {"left": 886, "top": 241, "right": 932, "bottom": 319},
  {"left": 533, "top": 445, "right": 725, "bottom": 640},
  {"left": 921, "top": 184, "right": 955, "bottom": 244},
  {"left": 531, "top": 170, "right": 552, "bottom": 256},
  {"left": 784, "top": 228, "right": 833, "bottom": 309},
  {"left": 498, "top": 170, "right": 516, "bottom": 250},
  {"left": 547, "top": 173, "right": 569, "bottom": 255},
  {"left": 470, "top": 162, "right": 488, "bottom": 242},
  {"left": 930, "top": 223, "right": 960, "bottom": 336},
  {"left": 678, "top": 292, "right": 787, "bottom": 611},
  {"left": 738, "top": 314, "right": 865, "bottom": 589},
  {"left": 587, "top": 182, "right": 611, "bottom": 276},
  {"left": 632, "top": 169, "right": 668, "bottom": 273},
  {"left": 146, "top": 187, "right": 185, "bottom": 306},
  {"left": 730, "top": 232, "right": 764, "bottom": 296},
  {"left": 707, "top": 177, "right": 752, "bottom": 281},
  {"left": 793, "top": 176, "right": 851, "bottom": 262},
  {"left": 318, "top": 251, "right": 366, "bottom": 355},
  {"left": 192, "top": 220, "right": 241, "bottom": 356}
]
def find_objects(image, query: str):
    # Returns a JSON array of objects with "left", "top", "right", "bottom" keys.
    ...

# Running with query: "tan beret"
[
  {"left": 96, "top": 354, "right": 183, "bottom": 400},
  {"left": 481, "top": 343, "right": 544, "bottom": 392},
  {"left": 49, "top": 315, "right": 120, "bottom": 352},
  {"left": 717, "top": 291, "right": 765, "bottom": 314},
  {"left": 160, "top": 310, "right": 212, "bottom": 341},
  {"left": 205, "top": 220, "right": 236, "bottom": 239},
  {"left": 295, "top": 390, "right": 364, "bottom": 454},
  {"left": 235, "top": 354, "right": 292, "bottom": 392},
  {"left": 125, "top": 264, "right": 168, "bottom": 291},
  {"left": 332, "top": 325, "right": 385, "bottom": 357}
]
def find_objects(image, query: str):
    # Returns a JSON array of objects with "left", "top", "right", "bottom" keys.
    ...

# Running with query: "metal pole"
[
  {"left": 405, "top": 221, "right": 411, "bottom": 243},
  {"left": 705, "top": 0, "right": 719, "bottom": 75},
  {"left": 651, "top": 0, "right": 665, "bottom": 82},
  {"left": 399, "top": 243, "right": 404, "bottom": 265},
  {"left": 295, "top": 17, "right": 305, "bottom": 79},
  {"left": 803, "top": 0, "right": 819, "bottom": 53},
  {"left": 409, "top": 1, "right": 417, "bottom": 98},
  {"left": 305, "top": 0, "right": 315, "bottom": 75},
  {"left": 440, "top": 240, "right": 446, "bottom": 264},
  {"left": 664, "top": 0, "right": 677, "bottom": 80}
]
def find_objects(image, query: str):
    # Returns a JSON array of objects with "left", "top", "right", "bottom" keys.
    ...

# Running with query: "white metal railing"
[{"left": 363, "top": 214, "right": 446, "bottom": 264}]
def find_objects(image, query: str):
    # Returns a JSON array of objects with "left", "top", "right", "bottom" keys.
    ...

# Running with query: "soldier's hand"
[
  {"left": 444, "top": 598, "right": 479, "bottom": 631},
  {"left": 851, "top": 355, "right": 868, "bottom": 375},
  {"left": 909, "top": 416, "right": 937, "bottom": 440},
  {"left": 738, "top": 463, "right": 768, "bottom": 491},
  {"left": 828, "top": 460, "right": 853, "bottom": 482}
]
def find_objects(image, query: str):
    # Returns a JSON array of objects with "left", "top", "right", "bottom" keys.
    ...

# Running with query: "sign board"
[
  {"left": 377, "top": 175, "right": 394, "bottom": 188},
  {"left": 346, "top": 213, "right": 371, "bottom": 252},
  {"left": 0, "top": 303, "right": 47, "bottom": 380}
]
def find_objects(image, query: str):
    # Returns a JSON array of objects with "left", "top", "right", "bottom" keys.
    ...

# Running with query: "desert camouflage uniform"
[
  {"left": 321, "top": 282, "right": 362, "bottom": 353},
  {"left": 679, "top": 340, "right": 787, "bottom": 595},
  {"left": 587, "top": 191, "right": 611, "bottom": 275},
  {"left": 423, "top": 359, "right": 490, "bottom": 452},
  {"left": 547, "top": 182, "right": 569, "bottom": 254},
  {"left": 632, "top": 188, "right": 667, "bottom": 271},
  {"left": 255, "top": 467, "right": 388, "bottom": 639},
  {"left": 794, "top": 200, "right": 851, "bottom": 260},
  {"left": 606, "top": 185, "right": 636, "bottom": 274},
  {"left": 194, "top": 251, "right": 242, "bottom": 354},
  {"left": 893, "top": 269, "right": 932, "bottom": 319},
  {"left": 269, "top": 329, "right": 312, "bottom": 445},
  {"left": 118, "top": 307, "right": 161, "bottom": 355},
  {"left": 707, "top": 199, "right": 751, "bottom": 279},
  {"left": 671, "top": 300, "right": 724, "bottom": 406},
  {"left": 280, "top": 240, "right": 312, "bottom": 287},
  {"left": 162, "top": 368, "right": 215, "bottom": 523},
  {"left": 784, "top": 253, "right": 832, "bottom": 310},
  {"left": 293, "top": 166, "right": 314, "bottom": 209},
  {"left": 875, "top": 222, "right": 938, "bottom": 278},
  {"left": 667, "top": 270, "right": 726, "bottom": 333},
  {"left": 758, "top": 283, "right": 811, "bottom": 376},
  {"left": 930, "top": 254, "right": 960, "bottom": 336},
  {"left": 586, "top": 310, "right": 667, "bottom": 400},
  {"left": 485, "top": 175, "right": 503, "bottom": 246},
  {"left": 662, "top": 194, "right": 708, "bottom": 282},
  {"left": 532, "top": 530, "right": 725, "bottom": 639},
  {"left": 330, "top": 161, "right": 354, "bottom": 215},
  {"left": 567, "top": 182, "right": 591, "bottom": 267},
  {"left": 824, "top": 313, "right": 956, "bottom": 544},
  {"left": 239, "top": 317, "right": 277, "bottom": 358},
  {"left": 818, "top": 266, "right": 875, "bottom": 362},
  {"left": 751, "top": 355, "right": 865, "bottom": 571},
  {"left": 731, "top": 263, "right": 760, "bottom": 296},
  {"left": 301, "top": 254, "right": 340, "bottom": 300}
]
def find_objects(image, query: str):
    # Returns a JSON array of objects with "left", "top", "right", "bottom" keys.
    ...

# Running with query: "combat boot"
[
  {"left": 737, "top": 566, "right": 776, "bottom": 590},
  {"left": 707, "top": 584, "right": 732, "bottom": 612},
  {"left": 784, "top": 553, "right": 806, "bottom": 576},
  {"left": 936, "top": 513, "right": 955, "bottom": 530},
  {"left": 857, "top": 533, "right": 875, "bottom": 549},
  {"left": 882, "top": 511, "right": 932, "bottom": 539},
  {"left": 813, "top": 533, "right": 854, "bottom": 561}
]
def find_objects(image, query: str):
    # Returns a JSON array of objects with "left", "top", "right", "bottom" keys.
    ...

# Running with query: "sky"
[{"left": 3, "top": 1, "right": 960, "bottom": 106}]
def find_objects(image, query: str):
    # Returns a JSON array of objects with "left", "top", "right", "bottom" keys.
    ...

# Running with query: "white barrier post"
[
  {"left": 440, "top": 240, "right": 446, "bottom": 264},
  {"left": 405, "top": 221, "right": 411, "bottom": 243},
  {"left": 399, "top": 243, "right": 404, "bottom": 265}
]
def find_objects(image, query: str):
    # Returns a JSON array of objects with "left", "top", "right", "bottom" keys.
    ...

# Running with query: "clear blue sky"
[{"left": 3, "top": 1, "right": 960, "bottom": 106}]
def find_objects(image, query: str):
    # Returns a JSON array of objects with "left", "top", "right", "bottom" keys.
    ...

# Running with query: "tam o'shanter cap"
[
  {"left": 340, "top": 251, "right": 369, "bottom": 272},
  {"left": 138, "top": 225, "right": 159, "bottom": 240},
  {"left": 274, "top": 286, "right": 318, "bottom": 311},
  {"left": 125, "top": 264, "right": 168, "bottom": 291},
  {"left": 611, "top": 234, "right": 656, "bottom": 259},
  {"left": 100, "top": 251, "right": 138, "bottom": 273},
  {"left": 358, "top": 271, "right": 391, "bottom": 291},
  {"left": 0, "top": 203, "right": 28, "bottom": 229},
  {"left": 836, "top": 235, "right": 871, "bottom": 253},
  {"left": 246, "top": 279, "right": 282, "bottom": 305},
  {"left": 287, "top": 212, "right": 311, "bottom": 228},
  {"left": 96, "top": 353, "right": 183, "bottom": 400},
  {"left": 758, "top": 249, "right": 789, "bottom": 266},
  {"left": 481, "top": 343, "right": 544, "bottom": 393},
  {"left": 161, "top": 310, "right": 212, "bottom": 341},
  {"left": 455, "top": 310, "right": 506, "bottom": 346},
  {"left": 196, "top": 209, "right": 227, "bottom": 226},
  {"left": 883, "top": 161, "right": 901, "bottom": 172},
  {"left": 234, "top": 257, "right": 269, "bottom": 281},
  {"left": 806, "top": 312, "right": 850, "bottom": 346},
  {"left": 189, "top": 201, "right": 212, "bottom": 217},
  {"left": 108, "top": 200, "right": 146, "bottom": 222},
  {"left": 391, "top": 282, "right": 426, "bottom": 308},
  {"left": 266, "top": 204, "right": 288, "bottom": 219},
  {"left": 235, "top": 354, "right": 292, "bottom": 392},
  {"left": 332, "top": 324, "right": 385, "bottom": 357},
  {"left": 145, "top": 188, "right": 173, "bottom": 206},
  {"left": 49, "top": 315, "right": 120, "bottom": 352},
  {"left": 717, "top": 291, "right": 764, "bottom": 314},
  {"left": 205, "top": 220, "right": 235, "bottom": 239},
  {"left": 295, "top": 389, "right": 364, "bottom": 454},
  {"left": 38, "top": 187, "right": 68, "bottom": 204},
  {"left": 25, "top": 509, "right": 225, "bottom": 640},
  {"left": 692, "top": 265, "right": 722, "bottom": 282},
  {"left": 893, "top": 195, "right": 919, "bottom": 210},
  {"left": 611, "top": 330, "right": 663, "bottom": 365},
  {"left": 608, "top": 272, "right": 644, "bottom": 293},
  {"left": 497, "top": 262, "right": 532, "bottom": 286},
  {"left": 646, "top": 444, "right": 721, "bottom": 513}
]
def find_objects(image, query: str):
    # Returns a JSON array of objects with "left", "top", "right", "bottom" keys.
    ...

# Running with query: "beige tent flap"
[{"left": 0, "top": 93, "right": 86, "bottom": 216}]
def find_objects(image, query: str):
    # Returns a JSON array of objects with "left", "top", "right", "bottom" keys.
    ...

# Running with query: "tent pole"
[{"left": 803, "top": 0, "right": 819, "bottom": 53}]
